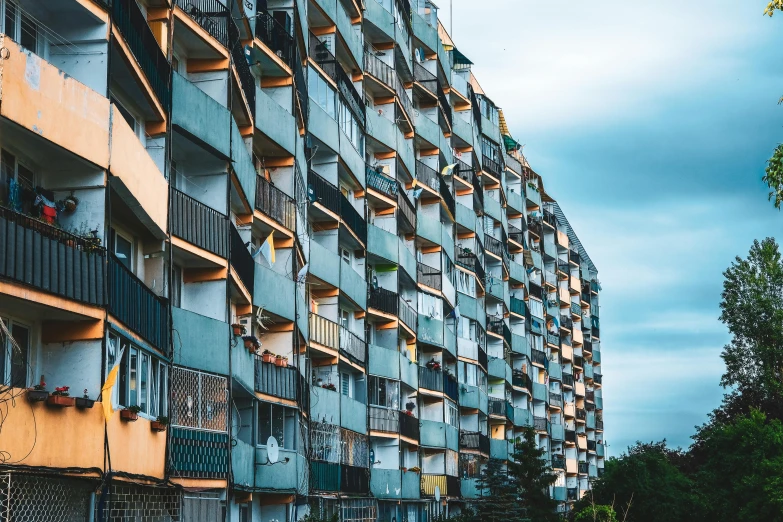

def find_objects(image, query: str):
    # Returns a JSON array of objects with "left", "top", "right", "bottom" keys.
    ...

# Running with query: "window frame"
[{"left": 107, "top": 331, "right": 168, "bottom": 419}]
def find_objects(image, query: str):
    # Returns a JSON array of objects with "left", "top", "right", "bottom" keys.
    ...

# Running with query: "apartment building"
[{"left": 0, "top": 0, "right": 604, "bottom": 519}]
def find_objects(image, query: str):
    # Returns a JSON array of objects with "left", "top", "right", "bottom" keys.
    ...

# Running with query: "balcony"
[
  {"left": 340, "top": 263, "right": 367, "bottom": 309},
  {"left": 487, "top": 319, "right": 511, "bottom": 346},
  {"left": 108, "top": 255, "right": 169, "bottom": 350},
  {"left": 482, "top": 155, "right": 502, "bottom": 178},
  {"left": 369, "top": 405, "right": 400, "bottom": 433},
  {"left": 255, "top": 358, "right": 298, "bottom": 400},
  {"left": 459, "top": 431, "right": 490, "bottom": 454},
  {"left": 488, "top": 397, "right": 508, "bottom": 418},
  {"left": 528, "top": 281, "right": 543, "bottom": 300},
  {"left": 549, "top": 392, "right": 563, "bottom": 408},
  {"left": 414, "top": 62, "right": 437, "bottom": 96},
  {"left": 309, "top": 170, "right": 340, "bottom": 214},
  {"left": 369, "top": 287, "right": 399, "bottom": 316},
  {"left": 456, "top": 254, "right": 485, "bottom": 284},
  {"left": 230, "top": 225, "right": 254, "bottom": 291},
  {"left": 551, "top": 423, "right": 565, "bottom": 441},
  {"left": 552, "top": 454, "right": 566, "bottom": 469},
  {"left": 510, "top": 296, "right": 526, "bottom": 316},
  {"left": 398, "top": 185, "right": 417, "bottom": 231},
  {"left": 340, "top": 194, "right": 367, "bottom": 244},
  {"left": 595, "top": 373, "right": 603, "bottom": 385},
  {"left": 256, "top": 176, "right": 296, "bottom": 231},
  {"left": 310, "top": 461, "right": 340, "bottom": 492},
  {"left": 310, "top": 33, "right": 365, "bottom": 129},
  {"left": 171, "top": 189, "right": 229, "bottom": 258},
  {"left": 546, "top": 332, "right": 560, "bottom": 347},
  {"left": 255, "top": 10, "right": 294, "bottom": 68},
  {"left": 565, "top": 429, "right": 576, "bottom": 443},
  {"left": 170, "top": 427, "right": 230, "bottom": 479},
  {"left": 512, "top": 369, "right": 532, "bottom": 391},
  {"left": 421, "top": 475, "right": 460, "bottom": 497},
  {"left": 365, "top": 51, "right": 396, "bottom": 90},
  {"left": 576, "top": 408, "right": 587, "bottom": 421},
  {"left": 567, "top": 487, "right": 578, "bottom": 501},
  {"left": 367, "top": 166, "right": 399, "bottom": 199},
  {"left": 532, "top": 349, "right": 547, "bottom": 366},
  {"left": 578, "top": 462, "right": 589, "bottom": 474},
  {"left": 439, "top": 177, "right": 456, "bottom": 216},
  {"left": 444, "top": 372, "right": 459, "bottom": 402},
  {"left": 571, "top": 302, "right": 582, "bottom": 316},
  {"left": 340, "top": 326, "right": 366, "bottom": 365},
  {"left": 0, "top": 206, "right": 106, "bottom": 307},
  {"left": 399, "top": 296, "right": 417, "bottom": 332},
  {"left": 419, "top": 366, "right": 443, "bottom": 393},
  {"left": 112, "top": 0, "right": 172, "bottom": 110},
  {"left": 534, "top": 416, "right": 550, "bottom": 433}
]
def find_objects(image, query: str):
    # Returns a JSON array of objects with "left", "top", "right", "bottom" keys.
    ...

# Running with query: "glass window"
[
  {"left": 19, "top": 10, "right": 36, "bottom": 52},
  {"left": 108, "top": 332, "right": 166, "bottom": 416},
  {"left": 111, "top": 229, "right": 133, "bottom": 270},
  {"left": 139, "top": 352, "right": 150, "bottom": 413},
  {"left": 257, "top": 402, "right": 296, "bottom": 449},
  {"left": 368, "top": 376, "right": 400, "bottom": 409},
  {"left": 4, "top": 1, "right": 17, "bottom": 42},
  {"left": 308, "top": 67, "right": 336, "bottom": 118},
  {"left": 129, "top": 347, "right": 138, "bottom": 407},
  {"left": 9, "top": 322, "right": 28, "bottom": 388},
  {"left": 446, "top": 401, "right": 458, "bottom": 427}
]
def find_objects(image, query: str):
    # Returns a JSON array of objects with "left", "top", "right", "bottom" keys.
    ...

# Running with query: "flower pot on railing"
[
  {"left": 232, "top": 323, "right": 246, "bottom": 336},
  {"left": 47, "top": 395, "right": 75, "bottom": 407},
  {"left": 151, "top": 416, "right": 168, "bottom": 432},
  {"left": 262, "top": 351, "right": 274, "bottom": 363},
  {"left": 75, "top": 397, "right": 95, "bottom": 409},
  {"left": 26, "top": 388, "right": 49, "bottom": 403},
  {"left": 121, "top": 407, "right": 141, "bottom": 422},
  {"left": 275, "top": 355, "right": 288, "bottom": 367}
]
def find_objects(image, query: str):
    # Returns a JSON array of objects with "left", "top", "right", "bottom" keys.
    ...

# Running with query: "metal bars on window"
[{"left": 170, "top": 366, "right": 228, "bottom": 432}]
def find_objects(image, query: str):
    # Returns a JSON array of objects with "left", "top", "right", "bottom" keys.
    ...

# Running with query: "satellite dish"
[
  {"left": 434, "top": 486, "right": 441, "bottom": 502},
  {"left": 267, "top": 436, "right": 280, "bottom": 463}
]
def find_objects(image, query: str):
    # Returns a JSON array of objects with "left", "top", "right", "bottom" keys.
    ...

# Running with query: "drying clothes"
[{"left": 7, "top": 179, "right": 21, "bottom": 212}]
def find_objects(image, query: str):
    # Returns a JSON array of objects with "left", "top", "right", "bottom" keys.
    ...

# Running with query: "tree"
[
  {"left": 574, "top": 505, "right": 618, "bottom": 522},
  {"left": 765, "top": 0, "right": 783, "bottom": 16},
  {"left": 578, "top": 441, "right": 702, "bottom": 522},
  {"left": 694, "top": 410, "right": 783, "bottom": 522},
  {"left": 763, "top": 145, "right": 783, "bottom": 208},
  {"left": 475, "top": 458, "right": 518, "bottom": 522},
  {"left": 507, "top": 427, "right": 559, "bottom": 522}
]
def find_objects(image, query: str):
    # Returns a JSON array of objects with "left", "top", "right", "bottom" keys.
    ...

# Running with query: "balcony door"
[{"left": 1, "top": 320, "right": 30, "bottom": 388}]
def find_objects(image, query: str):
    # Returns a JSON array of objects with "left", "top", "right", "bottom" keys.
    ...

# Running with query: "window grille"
[
  {"left": 171, "top": 366, "right": 228, "bottom": 432},
  {"left": 3, "top": 473, "right": 93, "bottom": 522},
  {"left": 99, "top": 484, "right": 182, "bottom": 522}
]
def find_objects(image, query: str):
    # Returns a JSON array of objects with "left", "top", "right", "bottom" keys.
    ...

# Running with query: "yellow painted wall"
[
  {"left": 573, "top": 328, "right": 584, "bottom": 345},
  {"left": 0, "top": 37, "right": 110, "bottom": 168},
  {"left": 561, "top": 344, "right": 573, "bottom": 361},
  {"left": 557, "top": 230, "right": 569, "bottom": 249},
  {"left": 109, "top": 105, "right": 169, "bottom": 235},
  {"left": 0, "top": 391, "right": 166, "bottom": 478}
]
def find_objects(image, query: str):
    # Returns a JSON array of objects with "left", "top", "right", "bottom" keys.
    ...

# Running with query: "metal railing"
[
  {"left": 369, "top": 405, "right": 399, "bottom": 433},
  {"left": 399, "top": 411, "right": 420, "bottom": 440},
  {"left": 552, "top": 455, "right": 566, "bottom": 469},
  {"left": 578, "top": 462, "right": 589, "bottom": 474},
  {"left": 395, "top": 74, "right": 414, "bottom": 128},
  {"left": 310, "top": 33, "right": 365, "bottom": 128},
  {"left": 571, "top": 302, "right": 582, "bottom": 316},
  {"left": 174, "top": 0, "right": 230, "bottom": 46},
  {"left": 399, "top": 296, "right": 417, "bottom": 331},
  {"left": 340, "top": 194, "right": 367, "bottom": 243},
  {"left": 528, "top": 281, "right": 543, "bottom": 299},
  {"left": 366, "top": 165, "right": 399, "bottom": 197},
  {"left": 482, "top": 155, "right": 501, "bottom": 177},
  {"left": 508, "top": 223, "right": 524, "bottom": 245},
  {"left": 478, "top": 346, "right": 488, "bottom": 370},
  {"left": 444, "top": 372, "right": 459, "bottom": 402},
  {"left": 547, "top": 332, "right": 560, "bottom": 347},
  {"left": 418, "top": 366, "right": 443, "bottom": 392},
  {"left": 513, "top": 369, "right": 531, "bottom": 391},
  {"left": 256, "top": 176, "right": 296, "bottom": 231},
  {"left": 549, "top": 392, "right": 563, "bottom": 407},
  {"left": 112, "top": 0, "right": 171, "bottom": 109},
  {"left": 533, "top": 416, "right": 549, "bottom": 432},
  {"left": 457, "top": 255, "right": 485, "bottom": 284},
  {"left": 510, "top": 296, "right": 526, "bottom": 316},
  {"left": 459, "top": 431, "right": 490, "bottom": 454},
  {"left": 292, "top": 42, "right": 308, "bottom": 127},
  {"left": 255, "top": 357, "right": 297, "bottom": 400},
  {"left": 340, "top": 326, "right": 366, "bottom": 364},
  {"left": 397, "top": 183, "right": 417, "bottom": 231},
  {"left": 562, "top": 372, "right": 574, "bottom": 387},
  {"left": 586, "top": 390, "right": 595, "bottom": 402},
  {"left": 532, "top": 349, "right": 547, "bottom": 366},
  {"left": 414, "top": 62, "right": 437, "bottom": 94},
  {"left": 230, "top": 224, "right": 254, "bottom": 290},
  {"left": 587, "top": 440, "right": 596, "bottom": 451},
  {"left": 437, "top": 81, "right": 453, "bottom": 129},
  {"left": 415, "top": 160, "right": 438, "bottom": 191},
  {"left": 417, "top": 261, "right": 442, "bottom": 291},
  {"left": 171, "top": 188, "right": 229, "bottom": 257},
  {"left": 255, "top": 10, "right": 294, "bottom": 68},
  {"left": 365, "top": 51, "right": 396, "bottom": 90},
  {"left": 0, "top": 206, "right": 106, "bottom": 306},
  {"left": 576, "top": 409, "right": 587, "bottom": 421},
  {"left": 341, "top": 464, "right": 369, "bottom": 494},
  {"left": 108, "top": 255, "right": 169, "bottom": 350},
  {"left": 228, "top": 19, "right": 256, "bottom": 116},
  {"left": 488, "top": 397, "right": 507, "bottom": 418},
  {"left": 369, "top": 287, "right": 398, "bottom": 316},
  {"left": 310, "top": 313, "right": 339, "bottom": 350},
  {"left": 308, "top": 170, "right": 340, "bottom": 215}
]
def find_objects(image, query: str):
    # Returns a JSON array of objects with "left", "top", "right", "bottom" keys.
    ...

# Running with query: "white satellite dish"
[
  {"left": 434, "top": 486, "right": 441, "bottom": 502},
  {"left": 267, "top": 436, "right": 280, "bottom": 463}
]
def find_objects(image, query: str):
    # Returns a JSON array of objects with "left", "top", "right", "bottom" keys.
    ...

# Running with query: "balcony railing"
[
  {"left": 419, "top": 366, "right": 443, "bottom": 392},
  {"left": 394, "top": 74, "right": 414, "bottom": 128},
  {"left": 557, "top": 261, "right": 570, "bottom": 274},
  {"left": 596, "top": 419, "right": 604, "bottom": 430},
  {"left": 547, "top": 332, "right": 560, "bottom": 347},
  {"left": 256, "top": 176, "right": 296, "bottom": 231},
  {"left": 478, "top": 346, "right": 488, "bottom": 370},
  {"left": 369, "top": 405, "right": 399, "bottom": 433},
  {"left": 311, "top": 461, "right": 340, "bottom": 492},
  {"left": 399, "top": 296, "right": 417, "bottom": 331},
  {"left": 586, "top": 390, "right": 595, "bottom": 402},
  {"left": 570, "top": 250, "right": 581, "bottom": 265},
  {"left": 415, "top": 161, "right": 439, "bottom": 192},
  {"left": 417, "top": 261, "right": 442, "bottom": 291},
  {"left": 552, "top": 455, "right": 566, "bottom": 469},
  {"left": 112, "top": 0, "right": 171, "bottom": 110},
  {"left": 437, "top": 82, "right": 453, "bottom": 130},
  {"left": 571, "top": 302, "right": 582, "bottom": 316},
  {"left": 255, "top": 10, "right": 294, "bottom": 68},
  {"left": 108, "top": 255, "right": 169, "bottom": 350},
  {"left": 421, "top": 474, "right": 447, "bottom": 497},
  {"left": 532, "top": 349, "right": 547, "bottom": 366},
  {"left": 484, "top": 235, "right": 507, "bottom": 263},
  {"left": 508, "top": 223, "right": 524, "bottom": 245},
  {"left": 549, "top": 392, "right": 563, "bottom": 408},
  {"left": 309, "top": 170, "right": 340, "bottom": 215},
  {"left": 399, "top": 411, "right": 420, "bottom": 440},
  {"left": 528, "top": 281, "right": 543, "bottom": 299},
  {"left": 414, "top": 62, "right": 437, "bottom": 95},
  {"left": 439, "top": 176, "right": 455, "bottom": 215},
  {"left": 456, "top": 255, "right": 485, "bottom": 284},
  {"left": 512, "top": 369, "right": 532, "bottom": 391},
  {"left": 578, "top": 462, "right": 589, "bottom": 474},
  {"left": 228, "top": 21, "right": 256, "bottom": 117},
  {"left": 366, "top": 165, "right": 399, "bottom": 198},
  {"left": 340, "top": 194, "right": 367, "bottom": 244},
  {"left": 397, "top": 184, "right": 417, "bottom": 231},
  {"left": 444, "top": 372, "right": 459, "bottom": 402},
  {"left": 292, "top": 43, "right": 307, "bottom": 126},
  {"left": 174, "top": 0, "right": 230, "bottom": 45},
  {"left": 365, "top": 50, "right": 396, "bottom": 90},
  {"left": 171, "top": 188, "right": 229, "bottom": 257},
  {"left": 567, "top": 487, "right": 578, "bottom": 501},
  {"left": 471, "top": 166, "right": 484, "bottom": 207},
  {"left": 565, "top": 429, "right": 576, "bottom": 443},
  {"left": 595, "top": 373, "right": 603, "bottom": 385},
  {"left": 255, "top": 357, "right": 297, "bottom": 400},
  {"left": 587, "top": 440, "right": 596, "bottom": 451},
  {"left": 488, "top": 397, "right": 507, "bottom": 418},
  {"left": 459, "top": 431, "right": 490, "bottom": 454},
  {"left": 533, "top": 416, "right": 549, "bottom": 432},
  {"left": 230, "top": 224, "right": 254, "bottom": 290},
  {"left": 543, "top": 208, "right": 557, "bottom": 228},
  {"left": 576, "top": 409, "right": 587, "bottom": 421},
  {"left": 482, "top": 155, "right": 502, "bottom": 178},
  {"left": 369, "top": 287, "right": 398, "bottom": 316},
  {"left": 0, "top": 206, "right": 106, "bottom": 306},
  {"left": 561, "top": 315, "right": 573, "bottom": 330},
  {"left": 562, "top": 372, "right": 574, "bottom": 387},
  {"left": 310, "top": 313, "right": 339, "bottom": 350},
  {"left": 340, "top": 326, "right": 366, "bottom": 365}
]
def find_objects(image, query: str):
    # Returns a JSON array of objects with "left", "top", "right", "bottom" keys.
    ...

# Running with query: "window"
[
  {"left": 1, "top": 1, "right": 40, "bottom": 53},
  {"left": 0, "top": 148, "right": 35, "bottom": 213},
  {"left": 107, "top": 332, "right": 168, "bottom": 418},
  {"left": 368, "top": 376, "right": 399, "bottom": 410},
  {"left": 339, "top": 99, "right": 363, "bottom": 153},
  {"left": 339, "top": 309, "right": 350, "bottom": 329},
  {"left": 341, "top": 371, "right": 352, "bottom": 397},
  {"left": 171, "top": 264, "right": 182, "bottom": 307},
  {"left": 257, "top": 402, "right": 297, "bottom": 449},
  {"left": 446, "top": 401, "right": 458, "bottom": 427},
  {"left": 528, "top": 298, "right": 544, "bottom": 320},
  {"left": 308, "top": 66, "right": 336, "bottom": 118},
  {"left": 481, "top": 136, "right": 500, "bottom": 163},
  {"left": 110, "top": 228, "right": 134, "bottom": 270},
  {"left": 0, "top": 320, "right": 30, "bottom": 388}
]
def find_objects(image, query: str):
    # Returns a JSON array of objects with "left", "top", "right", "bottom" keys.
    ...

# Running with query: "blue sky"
[{"left": 445, "top": 0, "right": 783, "bottom": 452}]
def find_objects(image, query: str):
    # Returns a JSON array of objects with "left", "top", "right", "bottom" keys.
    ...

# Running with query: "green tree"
[
  {"left": 574, "top": 505, "right": 618, "bottom": 522},
  {"left": 766, "top": 0, "right": 783, "bottom": 16},
  {"left": 578, "top": 441, "right": 701, "bottom": 522},
  {"left": 475, "top": 458, "right": 517, "bottom": 522},
  {"left": 507, "top": 427, "right": 559, "bottom": 522},
  {"left": 695, "top": 410, "right": 783, "bottom": 522}
]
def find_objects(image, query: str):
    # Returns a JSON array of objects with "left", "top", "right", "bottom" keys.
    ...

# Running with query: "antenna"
[{"left": 267, "top": 436, "right": 280, "bottom": 463}]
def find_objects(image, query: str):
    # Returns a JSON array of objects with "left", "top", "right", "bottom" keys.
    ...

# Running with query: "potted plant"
[
  {"left": 47, "top": 386, "right": 75, "bottom": 407},
  {"left": 75, "top": 389, "right": 95, "bottom": 409},
  {"left": 409, "top": 466, "right": 421, "bottom": 473},
  {"left": 275, "top": 355, "right": 288, "bottom": 368},
  {"left": 322, "top": 383, "right": 337, "bottom": 391},
  {"left": 120, "top": 405, "right": 142, "bottom": 422},
  {"left": 232, "top": 323, "right": 246, "bottom": 336},
  {"left": 62, "top": 193, "right": 79, "bottom": 213},
  {"left": 243, "top": 335, "right": 260, "bottom": 353},
  {"left": 26, "top": 380, "right": 48, "bottom": 403},
  {"left": 262, "top": 349, "right": 274, "bottom": 363},
  {"left": 151, "top": 415, "right": 169, "bottom": 432},
  {"left": 425, "top": 358, "right": 441, "bottom": 371},
  {"left": 406, "top": 401, "right": 416, "bottom": 412}
]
